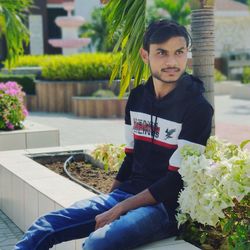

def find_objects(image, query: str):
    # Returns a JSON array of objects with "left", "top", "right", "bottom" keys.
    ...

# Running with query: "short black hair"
[{"left": 143, "top": 19, "right": 191, "bottom": 52}]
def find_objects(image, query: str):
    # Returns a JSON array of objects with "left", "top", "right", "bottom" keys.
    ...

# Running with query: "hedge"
[
  {"left": 4, "top": 55, "right": 59, "bottom": 68},
  {"left": 242, "top": 67, "right": 250, "bottom": 84},
  {"left": 214, "top": 69, "right": 226, "bottom": 82},
  {"left": 41, "top": 53, "right": 120, "bottom": 81},
  {"left": 5, "top": 53, "right": 120, "bottom": 81}
]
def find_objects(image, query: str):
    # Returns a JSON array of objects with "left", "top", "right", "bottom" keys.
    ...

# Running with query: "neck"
[{"left": 152, "top": 78, "right": 177, "bottom": 99}]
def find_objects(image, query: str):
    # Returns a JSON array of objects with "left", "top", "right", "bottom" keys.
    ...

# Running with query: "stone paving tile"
[{"left": 0, "top": 210, "right": 23, "bottom": 249}]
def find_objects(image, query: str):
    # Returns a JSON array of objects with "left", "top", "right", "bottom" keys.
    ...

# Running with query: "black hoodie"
[{"left": 116, "top": 73, "right": 214, "bottom": 211}]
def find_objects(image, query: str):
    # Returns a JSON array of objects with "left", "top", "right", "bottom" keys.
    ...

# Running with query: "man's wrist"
[{"left": 113, "top": 202, "right": 126, "bottom": 215}]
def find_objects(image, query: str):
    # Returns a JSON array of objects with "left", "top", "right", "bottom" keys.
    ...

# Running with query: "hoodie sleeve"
[
  {"left": 148, "top": 101, "right": 213, "bottom": 204},
  {"left": 115, "top": 92, "right": 134, "bottom": 182}
]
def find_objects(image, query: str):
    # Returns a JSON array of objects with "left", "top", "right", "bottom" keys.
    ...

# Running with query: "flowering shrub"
[
  {"left": 91, "top": 144, "right": 125, "bottom": 172},
  {"left": 0, "top": 81, "right": 28, "bottom": 130},
  {"left": 177, "top": 137, "right": 250, "bottom": 249}
]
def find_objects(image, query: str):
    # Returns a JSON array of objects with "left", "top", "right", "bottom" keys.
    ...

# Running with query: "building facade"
[{"left": 30, "top": 0, "right": 100, "bottom": 55}]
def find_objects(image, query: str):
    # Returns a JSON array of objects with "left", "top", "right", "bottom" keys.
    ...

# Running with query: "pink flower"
[
  {"left": 22, "top": 108, "right": 29, "bottom": 117},
  {"left": 6, "top": 122, "right": 15, "bottom": 130},
  {"left": 5, "top": 88, "right": 19, "bottom": 96},
  {"left": 0, "top": 83, "right": 6, "bottom": 91},
  {"left": 0, "top": 81, "right": 28, "bottom": 130}
]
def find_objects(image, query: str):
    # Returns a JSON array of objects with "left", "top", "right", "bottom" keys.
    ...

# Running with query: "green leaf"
[
  {"left": 240, "top": 140, "right": 250, "bottom": 150},
  {"left": 200, "top": 232, "right": 207, "bottom": 244},
  {"left": 223, "top": 218, "right": 235, "bottom": 234},
  {"left": 104, "top": 0, "right": 147, "bottom": 95},
  {"left": 0, "top": 0, "right": 33, "bottom": 68}
]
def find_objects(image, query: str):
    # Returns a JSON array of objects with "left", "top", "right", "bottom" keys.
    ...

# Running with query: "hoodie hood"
[{"left": 144, "top": 72, "right": 205, "bottom": 107}]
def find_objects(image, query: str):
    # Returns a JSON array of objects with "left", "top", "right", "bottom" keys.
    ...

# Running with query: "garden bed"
[{"left": 32, "top": 152, "right": 116, "bottom": 194}]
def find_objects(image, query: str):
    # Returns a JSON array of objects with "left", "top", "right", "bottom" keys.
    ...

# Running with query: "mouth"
[{"left": 161, "top": 68, "right": 180, "bottom": 73}]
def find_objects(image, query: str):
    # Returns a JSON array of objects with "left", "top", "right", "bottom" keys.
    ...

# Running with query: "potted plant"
[
  {"left": 0, "top": 81, "right": 60, "bottom": 150},
  {"left": 0, "top": 81, "right": 28, "bottom": 130}
]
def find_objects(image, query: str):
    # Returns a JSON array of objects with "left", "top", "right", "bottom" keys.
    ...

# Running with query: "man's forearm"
[
  {"left": 115, "top": 189, "right": 157, "bottom": 214},
  {"left": 95, "top": 189, "right": 157, "bottom": 230}
]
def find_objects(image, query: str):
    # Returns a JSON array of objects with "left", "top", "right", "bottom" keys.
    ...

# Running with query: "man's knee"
[{"left": 83, "top": 226, "right": 118, "bottom": 250}]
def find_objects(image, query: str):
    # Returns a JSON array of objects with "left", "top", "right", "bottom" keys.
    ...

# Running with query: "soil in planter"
[{"left": 44, "top": 160, "right": 117, "bottom": 194}]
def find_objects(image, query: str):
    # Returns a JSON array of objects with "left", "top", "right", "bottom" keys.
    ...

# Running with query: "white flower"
[
  {"left": 176, "top": 137, "right": 250, "bottom": 227},
  {"left": 175, "top": 213, "right": 188, "bottom": 228}
]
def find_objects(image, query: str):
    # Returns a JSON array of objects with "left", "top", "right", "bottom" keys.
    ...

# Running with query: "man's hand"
[{"left": 95, "top": 205, "right": 123, "bottom": 230}]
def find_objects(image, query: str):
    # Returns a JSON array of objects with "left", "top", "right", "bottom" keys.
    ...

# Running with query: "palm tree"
[
  {"left": 0, "top": 0, "right": 33, "bottom": 67},
  {"left": 189, "top": 0, "right": 215, "bottom": 134}
]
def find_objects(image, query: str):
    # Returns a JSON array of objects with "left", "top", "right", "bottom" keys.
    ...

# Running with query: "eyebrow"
[{"left": 156, "top": 47, "right": 186, "bottom": 52}]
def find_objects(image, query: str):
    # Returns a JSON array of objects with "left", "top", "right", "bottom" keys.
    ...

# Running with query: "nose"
[{"left": 164, "top": 55, "right": 177, "bottom": 68}]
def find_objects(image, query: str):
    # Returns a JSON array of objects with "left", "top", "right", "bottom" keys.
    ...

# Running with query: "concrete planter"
[
  {"left": 0, "top": 121, "right": 60, "bottom": 151},
  {"left": 0, "top": 145, "right": 199, "bottom": 250},
  {"left": 231, "top": 84, "right": 250, "bottom": 100},
  {"left": 214, "top": 81, "right": 250, "bottom": 100},
  {"left": 1, "top": 66, "right": 41, "bottom": 76},
  {"left": 72, "top": 97, "right": 128, "bottom": 118},
  {"left": 35, "top": 80, "right": 120, "bottom": 113},
  {"left": 214, "top": 81, "right": 241, "bottom": 95}
]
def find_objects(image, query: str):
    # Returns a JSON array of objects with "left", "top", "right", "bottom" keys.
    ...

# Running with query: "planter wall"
[
  {"left": 72, "top": 97, "right": 127, "bottom": 118},
  {"left": 35, "top": 80, "right": 120, "bottom": 113},
  {"left": 0, "top": 146, "right": 95, "bottom": 250},
  {"left": 0, "top": 121, "right": 60, "bottom": 151},
  {"left": 1, "top": 66, "right": 41, "bottom": 76}
]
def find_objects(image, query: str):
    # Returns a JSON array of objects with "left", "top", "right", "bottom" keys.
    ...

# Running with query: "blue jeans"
[{"left": 14, "top": 189, "right": 177, "bottom": 250}]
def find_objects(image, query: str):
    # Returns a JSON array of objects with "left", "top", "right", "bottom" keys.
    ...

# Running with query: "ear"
[{"left": 140, "top": 48, "right": 149, "bottom": 64}]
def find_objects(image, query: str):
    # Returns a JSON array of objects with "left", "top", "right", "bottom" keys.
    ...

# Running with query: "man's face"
[{"left": 140, "top": 36, "right": 188, "bottom": 84}]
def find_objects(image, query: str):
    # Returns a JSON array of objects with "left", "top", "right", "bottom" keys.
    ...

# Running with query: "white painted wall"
[{"left": 215, "top": 15, "right": 250, "bottom": 57}]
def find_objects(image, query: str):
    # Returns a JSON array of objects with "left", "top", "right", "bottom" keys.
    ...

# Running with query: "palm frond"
[
  {"left": 0, "top": 0, "right": 33, "bottom": 68},
  {"left": 104, "top": 0, "right": 148, "bottom": 96}
]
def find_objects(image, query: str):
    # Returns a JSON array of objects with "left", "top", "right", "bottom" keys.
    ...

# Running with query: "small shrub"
[
  {"left": 214, "top": 69, "right": 227, "bottom": 82},
  {"left": 0, "top": 74, "right": 36, "bottom": 94},
  {"left": 92, "top": 89, "right": 116, "bottom": 98},
  {"left": 0, "top": 81, "right": 28, "bottom": 130},
  {"left": 91, "top": 144, "right": 125, "bottom": 172},
  {"left": 242, "top": 67, "right": 250, "bottom": 84}
]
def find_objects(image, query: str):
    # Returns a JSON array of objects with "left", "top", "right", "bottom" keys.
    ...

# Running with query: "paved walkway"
[
  {"left": 26, "top": 95, "right": 250, "bottom": 149},
  {"left": 0, "top": 211, "right": 23, "bottom": 250},
  {"left": 1, "top": 95, "right": 250, "bottom": 249}
]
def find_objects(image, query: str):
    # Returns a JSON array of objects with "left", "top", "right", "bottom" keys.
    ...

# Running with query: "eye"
[
  {"left": 157, "top": 50, "right": 166, "bottom": 56},
  {"left": 176, "top": 50, "right": 184, "bottom": 55}
]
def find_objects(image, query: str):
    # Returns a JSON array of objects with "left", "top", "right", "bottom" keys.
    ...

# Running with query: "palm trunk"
[{"left": 191, "top": 7, "right": 215, "bottom": 135}]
